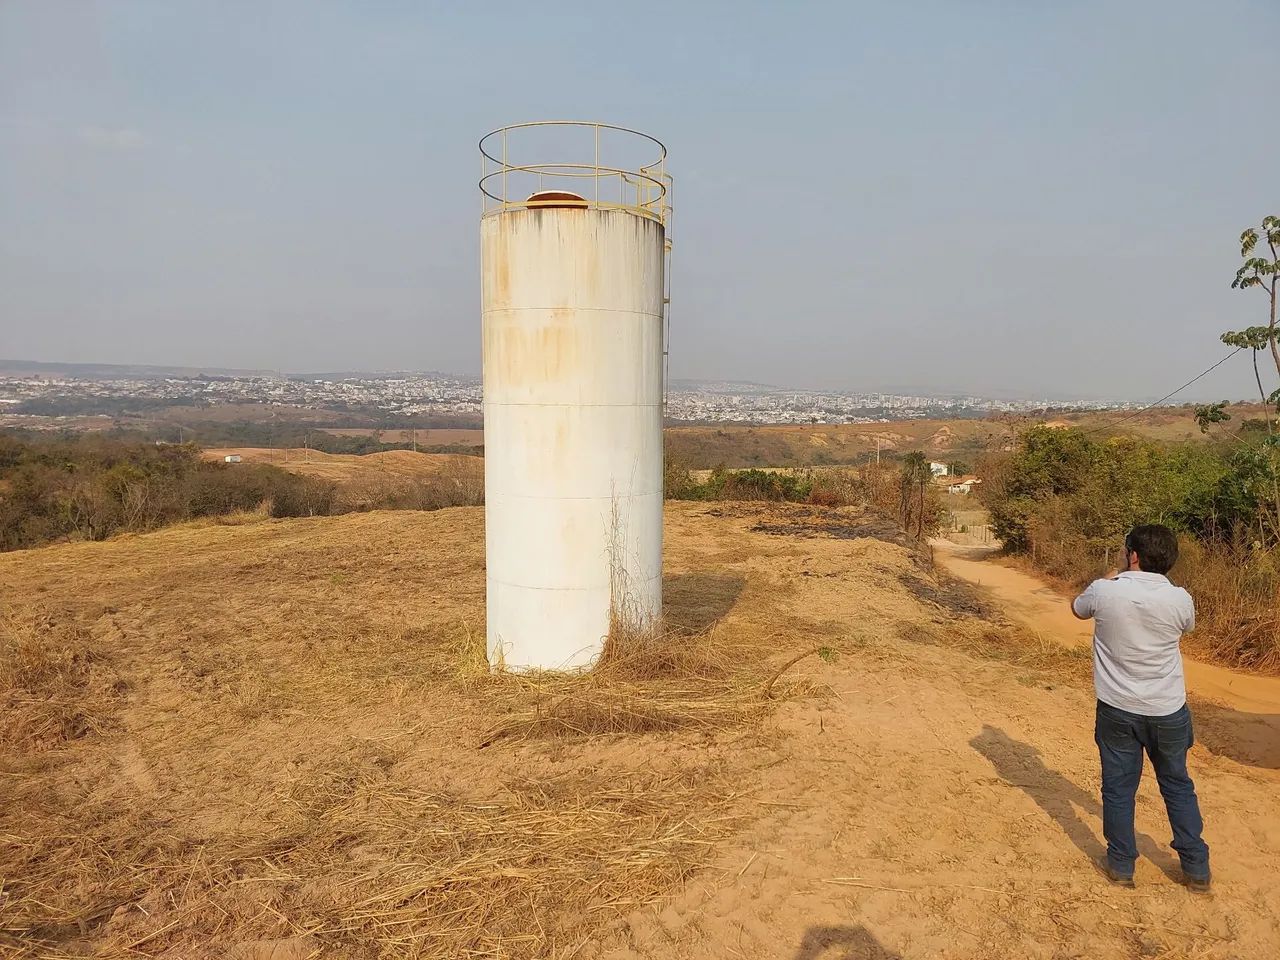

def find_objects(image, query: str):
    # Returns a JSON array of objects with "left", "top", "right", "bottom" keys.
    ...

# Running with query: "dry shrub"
[
  {"left": 805, "top": 468, "right": 862, "bottom": 508},
  {"left": 1020, "top": 505, "right": 1115, "bottom": 586},
  {"left": 1175, "top": 536, "right": 1280, "bottom": 673},
  {"left": 478, "top": 620, "right": 769, "bottom": 747},
  {"left": 180, "top": 500, "right": 274, "bottom": 528},
  {"left": 857, "top": 461, "right": 946, "bottom": 540},
  {"left": 337, "top": 457, "right": 485, "bottom": 512}
]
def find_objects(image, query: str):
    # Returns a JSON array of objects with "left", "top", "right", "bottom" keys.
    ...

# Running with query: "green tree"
[
  {"left": 1193, "top": 401, "right": 1231, "bottom": 433},
  {"left": 899, "top": 451, "right": 933, "bottom": 538},
  {"left": 1218, "top": 218, "right": 1280, "bottom": 540},
  {"left": 1217, "top": 326, "right": 1279, "bottom": 430},
  {"left": 1230, "top": 215, "right": 1280, "bottom": 388}
]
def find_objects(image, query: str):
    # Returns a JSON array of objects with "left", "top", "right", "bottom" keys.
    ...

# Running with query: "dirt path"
[
  {"left": 932, "top": 538, "right": 1280, "bottom": 769},
  {"left": 601, "top": 513, "right": 1280, "bottom": 959}
]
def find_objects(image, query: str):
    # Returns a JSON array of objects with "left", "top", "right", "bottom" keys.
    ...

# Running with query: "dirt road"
[
  {"left": 604, "top": 517, "right": 1280, "bottom": 959},
  {"left": 932, "top": 538, "right": 1280, "bottom": 769}
]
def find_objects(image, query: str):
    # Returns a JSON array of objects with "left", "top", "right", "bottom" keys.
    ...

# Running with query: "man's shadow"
[
  {"left": 970, "top": 725, "right": 1181, "bottom": 880},
  {"left": 793, "top": 925, "right": 903, "bottom": 960}
]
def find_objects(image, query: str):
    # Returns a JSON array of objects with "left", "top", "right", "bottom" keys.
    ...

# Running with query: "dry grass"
[
  {"left": 0, "top": 500, "right": 999, "bottom": 958},
  {"left": 0, "top": 607, "right": 760, "bottom": 959},
  {"left": 476, "top": 623, "right": 774, "bottom": 749},
  {"left": 0, "top": 607, "right": 123, "bottom": 753},
  {"left": 5, "top": 754, "right": 741, "bottom": 959},
  {"left": 896, "top": 618, "right": 1092, "bottom": 681},
  {"left": 200, "top": 448, "right": 484, "bottom": 510},
  {"left": 1175, "top": 537, "right": 1280, "bottom": 675},
  {"left": 0, "top": 507, "right": 837, "bottom": 959}
]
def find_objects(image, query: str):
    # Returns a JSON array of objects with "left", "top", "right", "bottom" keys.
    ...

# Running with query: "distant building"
[
  {"left": 943, "top": 475, "right": 981, "bottom": 495},
  {"left": 929, "top": 461, "right": 949, "bottom": 477},
  {"left": 223, "top": 454, "right": 242, "bottom": 463}
]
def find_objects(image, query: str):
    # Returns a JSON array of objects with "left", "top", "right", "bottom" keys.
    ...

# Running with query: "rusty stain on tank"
[{"left": 481, "top": 204, "right": 665, "bottom": 671}]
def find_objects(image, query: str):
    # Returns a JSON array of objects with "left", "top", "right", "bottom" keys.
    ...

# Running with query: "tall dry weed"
[{"left": 1175, "top": 536, "right": 1280, "bottom": 673}]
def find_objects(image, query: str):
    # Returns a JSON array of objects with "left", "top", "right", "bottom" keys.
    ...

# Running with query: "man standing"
[{"left": 1071, "top": 524, "right": 1211, "bottom": 891}]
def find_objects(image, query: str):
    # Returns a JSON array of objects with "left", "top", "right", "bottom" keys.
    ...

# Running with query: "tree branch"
[{"left": 1270, "top": 277, "right": 1280, "bottom": 382}]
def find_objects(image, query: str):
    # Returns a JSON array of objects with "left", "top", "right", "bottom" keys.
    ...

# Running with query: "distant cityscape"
[
  {"left": 662, "top": 381, "right": 1131, "bottom": 424},
  {"left": 0, "top": 364, "right": 1142, "bottom": 426}
]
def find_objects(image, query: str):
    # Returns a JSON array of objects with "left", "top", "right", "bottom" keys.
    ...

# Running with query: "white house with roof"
[{"left": 945, "top": 475, "right": 981, "bottom": 495}]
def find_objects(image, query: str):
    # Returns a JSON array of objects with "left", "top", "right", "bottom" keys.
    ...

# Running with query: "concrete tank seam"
[
  {"left": 488, "top": 491, "right": 663, "bottom": 502},
  {"left": 483, "top": 307, "right": 664, "bottom": 317},
  {"left": 482, "top": 402, "right": 664, "bottom": 410},
  {"left": 487, "top": 574, "right": 664, "bottom": 593}
]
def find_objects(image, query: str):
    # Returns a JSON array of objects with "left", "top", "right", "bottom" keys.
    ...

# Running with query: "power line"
[{"left": 1078, "top": 347, "right": 1244, "bottom": 436}]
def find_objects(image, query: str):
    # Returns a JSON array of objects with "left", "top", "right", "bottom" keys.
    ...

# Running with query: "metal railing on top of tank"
[{"left": 478, "top": 121, "right": 672, "bottom": 231}]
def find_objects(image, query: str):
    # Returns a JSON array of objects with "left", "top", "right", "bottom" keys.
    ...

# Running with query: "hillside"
[
  {"left": 201, "top": 447, "right": 483, "bottom": 512},
  {"left": 201, "top": 446, "right": 479, "bottom": 484},
  {"left": 319, "top": 428, "right": 483, "bottom": 449},
  {"left": 3, "top": 504, "right": 1278, "bottom": 958},
  {"left": 7, "top": 404, "right": 1261, "bottom": 472},
  {"left": 666, "top": 405, "right": 1266, "bottom": 468}
]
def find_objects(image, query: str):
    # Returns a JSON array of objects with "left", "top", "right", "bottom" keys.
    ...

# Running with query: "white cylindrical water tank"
[{"left": 481, "top": 204, "right": 665, "bottom": 670}]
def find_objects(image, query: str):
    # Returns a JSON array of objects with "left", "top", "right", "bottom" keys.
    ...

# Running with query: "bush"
[
  {"left": 668, "top": 466, "right": 812, "bottom": 503},
  {"left": 1175, "top": 535, "right": 1280, "bottom": 672},
  {"left": 806, "top": 470, "right": 862, "bottom": 508},
  {"left": 661, "top": 462, "right": 942, "bottom": 538},
  {"left": 980, "top": 425, "right": 1280, "bottom": 671},
  {"left": 339, "top": 458, "right": 485, "bottom": 512},
  {"left": 0, "top": 434, "right": 340, "bottom": 550}
]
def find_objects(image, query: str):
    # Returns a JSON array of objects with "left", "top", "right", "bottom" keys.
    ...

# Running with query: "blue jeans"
[{"left": 1095, "top": 700, "right": 1210, "bottom": 879}]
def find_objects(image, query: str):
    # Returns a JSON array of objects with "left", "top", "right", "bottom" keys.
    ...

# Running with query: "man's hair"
[{"left": 1125, "top": 524, "right": 1179, "bottom": 575}]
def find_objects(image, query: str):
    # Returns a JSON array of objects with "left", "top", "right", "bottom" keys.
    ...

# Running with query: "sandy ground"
[
  {"left": 599, "top": 532, "right": 1280, "bottom": 960},
  {"left": 3, "top": 505, "right": 1279, "bottom": 957}
]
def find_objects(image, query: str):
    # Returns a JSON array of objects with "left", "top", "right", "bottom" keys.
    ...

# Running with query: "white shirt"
[{"left": 1072, "top": 571, "right": 1195, "bottom": 716}]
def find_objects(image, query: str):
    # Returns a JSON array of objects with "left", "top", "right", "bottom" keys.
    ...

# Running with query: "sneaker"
[
  {"left": 1105, "top": 866, "right": 1135, "bottom": 888},
  {"left": 1185, "top": 873, "right": 1211, "bottom": 893}
]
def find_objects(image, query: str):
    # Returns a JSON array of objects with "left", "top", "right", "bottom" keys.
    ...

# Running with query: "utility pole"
[
  {"left": 412, "top": 427, "right": 417, "bottom": 453},
  {"left": 876, "top": 437, "right": 881, "bottom": 464}
]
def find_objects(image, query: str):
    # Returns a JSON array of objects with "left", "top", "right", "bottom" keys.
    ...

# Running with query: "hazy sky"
[{"left": 2, "top": 1, "right": 1278, "bottom": 401}]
